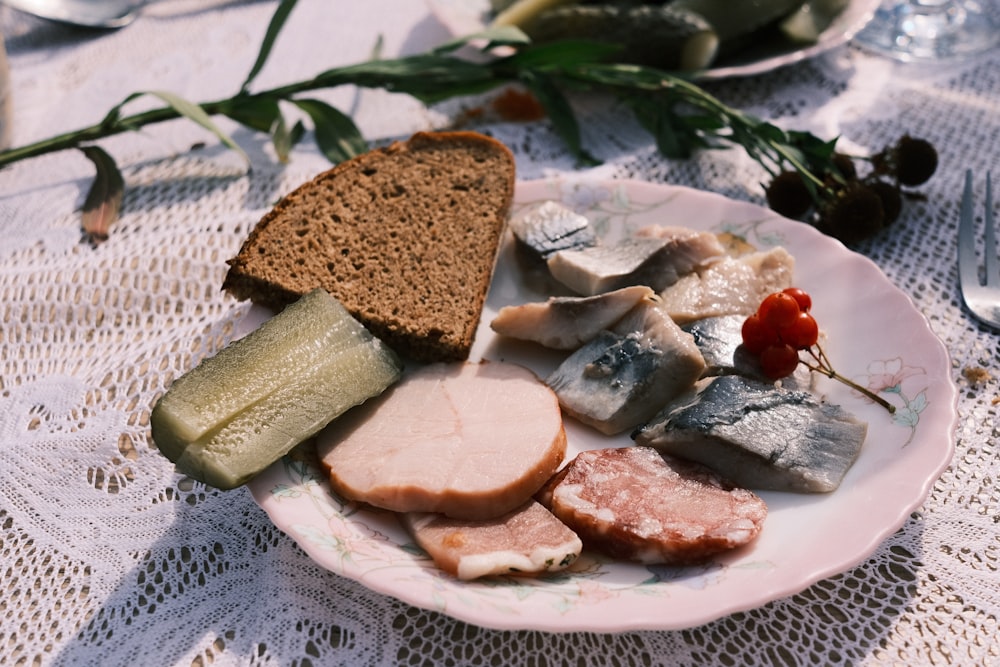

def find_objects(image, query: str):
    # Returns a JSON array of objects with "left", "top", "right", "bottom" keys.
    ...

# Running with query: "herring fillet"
[
  {"left": 633, "top": 375, "right": 868, "bottom": 493},
  {"left": 490, "top": 285, "right": 655, "bottom": 350},
  {"left": 151, "top": 288, "right": 402, "bottom": 489},
  {"left": 508, "top": 199, "right": 597, "bottom": 261},
  {"left": 547, "top": 298, "right": 706, "bottom": 435},
  {"left": 547, "top": 226, "right": 725, "bottom": 296},
  {"left": 659, "top": 247, "right": 794, "bottom": 324}
]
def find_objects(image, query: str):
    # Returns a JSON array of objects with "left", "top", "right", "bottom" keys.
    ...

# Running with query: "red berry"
[
  {"left": 741, "top": 313, "right": 779, "bottom": 354},
  {"left": 781, "top": 311, "right": 819, "bottom": 350},
  {"left": 781, "top": 287, "right": 812, "bottom": 312},
  {"left": 758, "top": 292, "right": 801, "bottom": 329},
  {"left": 759, "top": 343, "right": 800, "bottom": 380}
]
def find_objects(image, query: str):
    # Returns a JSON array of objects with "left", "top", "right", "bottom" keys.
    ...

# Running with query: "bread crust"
[{"left": 223, "top": 131, "right": 516, "bottom": 362}]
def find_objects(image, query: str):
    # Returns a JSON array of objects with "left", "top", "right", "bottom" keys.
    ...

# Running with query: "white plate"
[
  {"left": 424, "top": 0, "right": 880, "bottom": 79},
  {"left": 246, "top": 178, "right": 957, "bottom": 632}
]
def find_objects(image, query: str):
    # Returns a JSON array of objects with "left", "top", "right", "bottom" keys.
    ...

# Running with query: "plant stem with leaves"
[{"left": 0, "top": 0, "right": 843, "bottom": 239}]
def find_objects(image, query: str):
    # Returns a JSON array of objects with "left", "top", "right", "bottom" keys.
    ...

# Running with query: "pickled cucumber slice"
[
  {"left": 151, "top": 288, "right": 402, "bottom": 489},
  {"left": 671, "top": 0, "right": 806, "bottom": 42},
  {"left": 526, "top": 5, "right": 718, "bottom": 71},
  {"left": 490, "top": 0, "right": 579, "bottom": 31}
]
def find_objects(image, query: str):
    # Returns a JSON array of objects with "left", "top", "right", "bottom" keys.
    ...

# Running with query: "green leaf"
[
  {"left": 519, "top": 70, "right": 598, "bottom": 166},
  {"left": 270, "top": 114, "right": 305, "bottom": 164},
  {"left": 756, "top": 121, "right": 789, "bottom": 144},
  {"left": 241, "top": 0, "right": 299, "bottom": 93},
  {"left": 627, "top": 95, "right": 702, "bottom": 159},
  {"left": 79, "top": 145, "right": 125, "bottom": 243},
  {"left": 224, "top": 95, "right": 282, "bottom": 133},
  {"left": 315, "top": 55, "right": 499, "bottom": 103},
  {"left": 499, "top": 40, "right": 621, "bottom": 70},
  {"left": 145, "top": 90, "right": 249, "bottom": 164},
  {"left": 292, "top": 98, "right": 367, "bottom": 164}
]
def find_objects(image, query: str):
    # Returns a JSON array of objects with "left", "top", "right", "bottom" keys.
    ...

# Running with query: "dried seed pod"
[{"left": 766, "top": 170, "right": 813, "bottom": 219}]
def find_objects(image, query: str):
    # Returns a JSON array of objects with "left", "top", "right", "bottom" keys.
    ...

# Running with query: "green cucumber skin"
[
  {"left": 153, "top": 288, "right": 373, "bottom": 445},
  {"left": 670, "top": 0, "right": 806, "bottom": 42},
  {"left": 168, "top": 339, "right": 401, "bottom": 489},
  {"left": 151, "top": 288, "right": 403, "bottom": 489},
  {"left": 527, "top": 5, "right": 717, "bottom": 70}
]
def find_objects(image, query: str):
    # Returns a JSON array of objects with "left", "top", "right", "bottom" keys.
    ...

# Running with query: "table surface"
[{"left": 2, "top": 1, "right": 998, "bottom": 665}]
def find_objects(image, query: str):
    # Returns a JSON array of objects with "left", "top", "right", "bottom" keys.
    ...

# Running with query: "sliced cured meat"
[
  {"left": 401, "top": 500, "right": 583, "bottom": 580},
  {"left": 319, "top": 361, "right": 566, "bottom": 520},
  {"left": 538, "top": 446, "right": 767, "bottom": 565},
  {"left": 490, "top": 285, "right": 655, "bottom": 350}
]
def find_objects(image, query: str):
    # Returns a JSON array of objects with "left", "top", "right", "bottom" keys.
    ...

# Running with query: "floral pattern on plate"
[{"left": 248, "top": 178, "right": 957, "bottom": 632}]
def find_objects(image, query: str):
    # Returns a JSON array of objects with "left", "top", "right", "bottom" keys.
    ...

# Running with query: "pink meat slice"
[
  {"left": 401, "top": 500, "right": 582, "bottom": 580},
  {"left": 538, "top": 446, "right": 767, "bottom": 565},
  {"left": 318, "top": 361, "right": 567, "bottom": 520}
]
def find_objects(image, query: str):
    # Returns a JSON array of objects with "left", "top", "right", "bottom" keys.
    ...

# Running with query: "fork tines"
[{"left": 958, "top": 170, "right": 1000, "bottom": 329}]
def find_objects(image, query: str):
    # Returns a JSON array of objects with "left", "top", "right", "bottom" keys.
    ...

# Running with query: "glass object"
[
  {"left": 0, "top": 32, "right": 11, "bottom": 150},
  {"left": 853, "top": 0, "right": 1000, "bottom": 62}
]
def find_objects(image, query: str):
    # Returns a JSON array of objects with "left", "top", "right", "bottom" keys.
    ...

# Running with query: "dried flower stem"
[{"left": 802, "top": 344, "right": 895, "bottom": 414}]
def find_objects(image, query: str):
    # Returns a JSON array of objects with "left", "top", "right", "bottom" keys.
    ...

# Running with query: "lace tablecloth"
[{"left": 2, "top": 1, "right": 998, "bottom": 665}]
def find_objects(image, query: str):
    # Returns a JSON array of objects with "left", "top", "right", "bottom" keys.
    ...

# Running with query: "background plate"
[
  {"left": 424, "top": 0, "right": 881, "bottom": 79},
  {"left": 246, "top": 178, "right": 957, "bottom": 632}
]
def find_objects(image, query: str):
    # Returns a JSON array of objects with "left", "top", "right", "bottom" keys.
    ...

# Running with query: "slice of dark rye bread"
[{"left": 222, "top": 131, "right": 516, "bottom": 362}]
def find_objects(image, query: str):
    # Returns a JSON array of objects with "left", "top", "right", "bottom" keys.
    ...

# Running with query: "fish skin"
[
  {"left": 490, "top": 285, "right": 655, "bottom": 350},
  {"left": 546, "top": 298, "right": 706, "bottom": 435},
  {"left": 547, "top": 227, "right": 725, "bottom": 296},
  {"left": 681, "top": 314, "right": 813, "bottom": 390},
  {"left": 633, "top": 375, "right": 867, "bottom": 493},
  {"left": 508, "top": 200, "right": 598, "bottom": 261}
]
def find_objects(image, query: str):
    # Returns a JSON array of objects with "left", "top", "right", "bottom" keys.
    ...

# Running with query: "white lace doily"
[{"left": 2, "top": 1, "right": 998, "bottom": 665}]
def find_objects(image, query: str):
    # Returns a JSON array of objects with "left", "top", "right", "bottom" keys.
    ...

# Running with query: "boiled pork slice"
[
  {"left": 632, "top": 375, "right": 868, "bottom": 493},
  {"left": 546, "top": 297, "right": 706, "bottom": 435},
  {"left": 537, "top": 446, "right": 767, "bottom": 565},
  {"left": 401, "top": 500, "right": 582, "bottom": 580},
  {"left": 658, "top": 247, "right": 795, "bottom": 324},
  {"left": 490, "top": 285, "right": 654, "bottom": 350},
  {"left": 319, "top": 361, "right": 566, "bottom": 520}
]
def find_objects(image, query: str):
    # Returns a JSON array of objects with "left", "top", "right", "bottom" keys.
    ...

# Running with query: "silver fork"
[{"left": 958, "top": 170, "right": 1000, "bottom": 329}]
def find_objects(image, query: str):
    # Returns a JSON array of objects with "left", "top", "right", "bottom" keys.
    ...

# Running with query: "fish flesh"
[
  {"left": 490, "top": 285, "right": 655, "bottom": 350},
  {"left": 319, "top": 361, "right": 566, "bottom": 520},
  {"left": 658, "top": 247, "right": 795, "bottom": 324},
  {"left": 546, "top": 297, "right": 706, "bottom": 435},
  {"left": 682, "top": 314, "right": 813, "bottom": 389},
  {"left": 508, "top": 200, "right": 598, "bottom": 261},
  {"left": 633, "top": 374, "right": 868, "bottom": 493},
  {"left": 536, "top": 446, "right": 767, "bottom": 565},
  {"left": 401, "top": 500, "right": 582, "bottom": 580},
  {"left": 547, "top": 226, "right": 725, "bottom": 296},
  {"left": 682, "top": 314, "right": 759, "bottom": 378}
]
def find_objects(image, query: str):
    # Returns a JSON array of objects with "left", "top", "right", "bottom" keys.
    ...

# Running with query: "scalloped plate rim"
[{"left": 246, "top": 177, "right": 957, "bottom": 633}]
